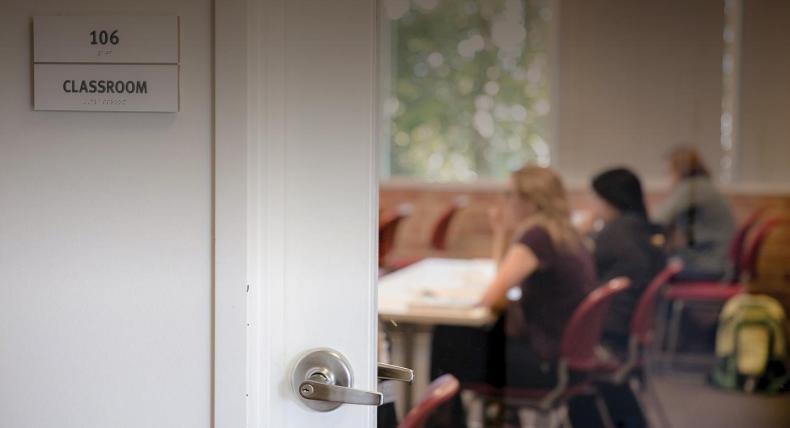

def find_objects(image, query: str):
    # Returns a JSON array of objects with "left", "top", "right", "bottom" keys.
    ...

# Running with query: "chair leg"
[
  {"left": 517, "top": 407, "right": 538, "bottom": 428},
  {"left": 485, "top": 399, "right": 505, "bottom": 426},
  {"left": 548, "top": 406, "right": 565, "bottom": 428},
  {"left": 557, "top": 404, "right": 571, "bottom": 428},
  {"left": 594, "top": 393, "right": 615, "bottom": 428},
  {"left": 666, "top": 300, "right": 685, "bottom": 369},
  {"left": 653, "top": 298, "right": 668, "bottom": 356},
  {"left": 462, "top": 391, "right": 485, "bottom": 428},
  {"left": 518, "top": 406, "right": 568, "bottom": 428},
  {"left": 627, "top": 377, "right": 649, "bottom": 416}
]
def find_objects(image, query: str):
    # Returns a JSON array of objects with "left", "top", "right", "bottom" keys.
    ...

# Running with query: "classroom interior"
[
  {"left": 375, "top": 0, "right": 790, "bottom": 427},
  {"left": 2, "top": 0, "right": 790, "bottom": 427}
]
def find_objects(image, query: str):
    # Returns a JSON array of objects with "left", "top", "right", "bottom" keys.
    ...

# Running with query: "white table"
[{"left": 378, "top": 258, "right": 497, "bottom": 413}]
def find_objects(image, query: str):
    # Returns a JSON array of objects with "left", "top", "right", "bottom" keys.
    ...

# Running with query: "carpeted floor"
[{"left": 649, "top": 372, "right": 790, "bottom": 428}]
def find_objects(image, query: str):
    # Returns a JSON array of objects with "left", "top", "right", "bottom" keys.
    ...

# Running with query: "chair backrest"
[
  {"left": 560, "top": 277, "right": 630, "bottom": 371},
  {"left": 744, "top": 217, "right": 790, "bottom": 282},
  {"left": 630, "top": 260, "right": 684, "bottom": 345},
  {"left": 428, "top": 196, "right": 467, "bottom": 251},
  {"left": 729, "top": 207, "right": 768, "bottom": 280},
  {"left": 742, "top": 217, "right": 790, "bottom": 281},
  {"left": 379, "top": 204, "right": 412, "bottom": 266},
  {"left": 397, "top": 374, "right": 459, "bottom": 428}
]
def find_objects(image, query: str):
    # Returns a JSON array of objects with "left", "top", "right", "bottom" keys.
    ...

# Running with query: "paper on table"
[
  {"left": 379, "top": 258, "right": 495, "bottom": 289},
  {"left": 408, "top": 286, "right": 482, "bottom": 310},
  {"left": 379, "top": 258, "right": 496, "bottom": 313}
]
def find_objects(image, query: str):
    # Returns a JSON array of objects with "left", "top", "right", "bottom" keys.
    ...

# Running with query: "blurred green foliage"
[{"left": 384, "top": 0, "right": 552, "bottom": 181}]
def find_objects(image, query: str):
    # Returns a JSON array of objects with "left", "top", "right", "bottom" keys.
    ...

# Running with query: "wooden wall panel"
[{"left": 380, "top": 186, "right": 790, "bottom": 262}]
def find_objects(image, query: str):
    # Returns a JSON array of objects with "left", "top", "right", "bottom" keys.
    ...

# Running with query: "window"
[{"left": 381, "top": 0, "right": 554, "bottom": 182}]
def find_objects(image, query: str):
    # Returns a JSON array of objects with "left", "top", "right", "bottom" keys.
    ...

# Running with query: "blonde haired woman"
[
  {"left": 481, "top": 166, "right": 595, "bottom": 381},
  {"left": 428, "top": 166, "right": 595, "bottom": 427}
]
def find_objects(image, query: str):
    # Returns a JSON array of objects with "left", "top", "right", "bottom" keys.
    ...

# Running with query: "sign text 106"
[{"left": 90, "top": 30, "right": 119, "bottom": 45}]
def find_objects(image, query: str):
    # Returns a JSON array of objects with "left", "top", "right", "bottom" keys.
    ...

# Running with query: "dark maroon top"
[{"left": 506, "top": 226, "right": 596, "bottom": 359}]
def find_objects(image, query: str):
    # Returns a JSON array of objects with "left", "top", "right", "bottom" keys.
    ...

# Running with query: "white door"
[{"left": 214, "top": 0, "right": 381, "bottom": 427}]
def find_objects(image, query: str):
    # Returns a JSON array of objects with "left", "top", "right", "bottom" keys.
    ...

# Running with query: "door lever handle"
[
  {"left": 377, "top": 363, "right": 414, "bottom": 382},
  {"left": 299, "top": 378, "right": 383, "bottom": 406},
  {"left": 292, "top": 348, "right": 386, "bottom": 411}
]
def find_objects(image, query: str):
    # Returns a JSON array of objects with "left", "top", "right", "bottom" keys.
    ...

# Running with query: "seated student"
[
  {"left": 654, "top": 145, "right": 735, "bottom": 281},
  {"left": 479, "top": 165, "right": 597, "bottom": 385},
  {"left": 587, "top": 168, "right": 667, "bottom": 353},
  {"left": 428, "top": 165, "right": 595, "bottom": 427},
  {"left": 583, "top": 168, "right": 667, "bottom": 428}
]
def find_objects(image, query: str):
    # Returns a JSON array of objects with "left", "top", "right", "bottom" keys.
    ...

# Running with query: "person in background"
[
  {"left": 584, "top": 167, "right": 667, "bottom": 428},
  {"left": 428, "top": 165, "right": 596, "bottom": 427},
  {"left": 588, "top": 167, "right": 667, "bottom": 353},
  {"left": 654, "top": 145, "right": 736, "bottom": 281},
  {"left": 479, "top": 165, "right": 596, "bottom": 385}
]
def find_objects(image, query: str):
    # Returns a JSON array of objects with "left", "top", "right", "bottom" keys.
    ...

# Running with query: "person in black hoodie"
[
  {"left": 590, "top": 168, "right": 667, "bottom": 353},
  {"left": 574, "top": 168, "right": 666, "bottom": 427}
]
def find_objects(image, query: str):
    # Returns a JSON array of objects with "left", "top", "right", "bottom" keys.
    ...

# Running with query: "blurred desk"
[
  {"left": 379, "top": 257, "right": 496, "bottom": 326},
  {"left": 378, "top": 258, "right": 496, "bottom": 413}
]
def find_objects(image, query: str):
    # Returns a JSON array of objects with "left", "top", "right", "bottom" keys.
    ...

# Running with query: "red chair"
[
  {"left": 397, "top": 374, "right": 460, "bottom": 428},
  {"left": 661, "top": 208, "right": 768, "bottom": 359},
  {"left": 385, "top": 197, "right": 467, "bottom": 271},
  {"left": 740, "top": 217, "right": 790, "bottom": 283},
  {"left": 728, "top": 207, "right": 768, "bottom": 281},
  {"left": 379, "top": 204, "right": 412, "bottom": 270},
  {"left": 465, "top": 278, "right": 631, "bottom": 427},
  {"left": 611, "top": 260, "right": 684, "bottom": 384},
  {"left": 591, "top": 263, "right": 682, "bottom": 428},
  {"left": 429, "top": 196, "right": 468, "bottom": 252}
]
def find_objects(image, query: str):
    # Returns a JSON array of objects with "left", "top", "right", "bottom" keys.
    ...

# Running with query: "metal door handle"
[
  {"left": 377, "top": 363, "right": 414, "bottom": 382},
  {"left": 298, "top": 378, "right": 382, "bottom": 406},
  {"left": 291, "top": 348, "right": 384, "bottom": 411}
]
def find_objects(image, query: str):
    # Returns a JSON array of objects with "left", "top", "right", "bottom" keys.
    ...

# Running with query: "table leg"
[
  {"left": 385, "top": 323, "right": 416, "bottom": 418},
  {"left": 412, "top": 326, "right": 433, "bottom": 405},
  {"left": 384, "top": 323, "right": 435, "bottom": 415},
  {"left": 401, "top": 324, "right": 416, "bottom": 411}
]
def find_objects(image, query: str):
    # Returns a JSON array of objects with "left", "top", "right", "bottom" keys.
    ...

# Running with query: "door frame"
[{"left": 213, "top": 0, "right": 249, "bottom": 426}]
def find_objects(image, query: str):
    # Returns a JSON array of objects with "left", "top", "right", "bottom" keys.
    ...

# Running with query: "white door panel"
[{"left": 228, "top": 0, "right": 379, "bottom": 426}]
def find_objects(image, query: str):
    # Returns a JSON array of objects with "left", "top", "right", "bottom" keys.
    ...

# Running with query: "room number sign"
[
  {"left": 34, "top": 16, "right": 179, "bottom": 64},
  {"left": 33, "top": 16, "right": 180, "bottom": 112}
]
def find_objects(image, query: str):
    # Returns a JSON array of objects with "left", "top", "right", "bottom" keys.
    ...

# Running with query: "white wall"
[
  {"left": 738, "top": 0, "right": 790, "bottom": 188},
  {"left": 556, "top": 0, "right": 725, "bottom": 186},
  {"left": 0, "top": 1, "right": 213, "bottom": 427},
  {"left": 554, "top": 0, "right": 790, "bottom": 191}
]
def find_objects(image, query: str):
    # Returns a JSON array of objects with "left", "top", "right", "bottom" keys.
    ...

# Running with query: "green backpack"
[{"left": 709, "top": 294, "right": 790, "bottom": 394}]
